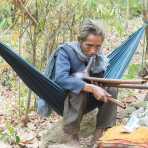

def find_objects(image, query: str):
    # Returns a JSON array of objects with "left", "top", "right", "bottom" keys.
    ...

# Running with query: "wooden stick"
[
  {"left": 83, "top": 76, "right": 146, "bottom": 84},
  {"left": 107, "top": 84, "right": 148, "bottom": 89},
  {"left": 18, "top": 0, "right": 37, "bottom": 25},
  {"left": 108, "top": 98, "right": 126, "bottom": 109},
  {"left": 83, "top": 56, "right": 95, "bottom": 74}
]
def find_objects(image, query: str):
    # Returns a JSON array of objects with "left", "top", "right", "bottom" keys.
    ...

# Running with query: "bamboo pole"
[
  {"left": 143, "top": 0, "right": 148, "bottom": 66},
  {"left": 83, "top": 76, "right": 146, "bottom": 84},
  {"left": 106, "top": 83, "right": 148, "bottom": 89}
]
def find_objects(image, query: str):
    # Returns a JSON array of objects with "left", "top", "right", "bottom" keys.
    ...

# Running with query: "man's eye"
[
  {"left": 86, "top": 44, "right": 101, "bottom": 48},
  {"left": 86, "top": 44, "right": 94, "bottom": 47}
]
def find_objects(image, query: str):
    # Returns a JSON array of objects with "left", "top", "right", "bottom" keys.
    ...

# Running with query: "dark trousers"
[{"left": 63, "top": 87, "right": 118, "bottom": 135}]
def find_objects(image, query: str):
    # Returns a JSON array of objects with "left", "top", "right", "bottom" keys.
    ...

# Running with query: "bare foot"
[
  {"left": 90, "top": 128, "right": 106, "bottom": 148},
  {"left": 94, "top": 128, "right": 105, "bottom": 141}
]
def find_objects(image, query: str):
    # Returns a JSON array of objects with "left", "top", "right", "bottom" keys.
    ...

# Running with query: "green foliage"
[
  {"left": 0, "top": 0, "right": 144, "bottom": 117},
  {"left": 117, "top": 0, "right": 142, "bottom": 17},
  {"left": 123, "top": 64, "right": 140, "bottom": 79},
  {"left": 129, "top": 0, "right": 142, "bottom": 17},
  {"left": 0, "top": 71, "right": 14, "bottom": 89},
  {"left": 0, "top": 124, "right": 20, "bottom": 144},
  {"left": 0, "top": 1, "right": 12, "bottom": 29}
]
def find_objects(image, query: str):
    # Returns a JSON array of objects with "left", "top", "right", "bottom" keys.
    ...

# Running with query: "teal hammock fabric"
[
  {"left": 105, "top": 26, "right": 144, "bottom": 79},
  {"left": 0, "top": 27, "right": 145, "bottom": 115}
]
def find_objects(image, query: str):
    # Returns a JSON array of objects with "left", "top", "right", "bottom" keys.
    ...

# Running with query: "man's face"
[{"left": 80, "top": 34, "right": 103, "bottom": 57}]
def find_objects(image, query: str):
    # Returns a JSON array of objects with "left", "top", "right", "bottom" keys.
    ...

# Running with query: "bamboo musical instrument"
[{"left": 73, "top": 56, "right": 148, "bottom": 108}]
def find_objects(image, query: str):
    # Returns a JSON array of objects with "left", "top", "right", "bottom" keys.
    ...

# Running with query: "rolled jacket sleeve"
[{"left": 55, "top": 49, "right": 86, "bottom": 94}]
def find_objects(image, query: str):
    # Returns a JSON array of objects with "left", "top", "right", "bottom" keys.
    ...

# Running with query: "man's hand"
[
  {"left": 83, "top": 83, "right": 112, "bottom": 102},
  {"left": 91, "top": 85, "right": 111, "bottom": 102}
]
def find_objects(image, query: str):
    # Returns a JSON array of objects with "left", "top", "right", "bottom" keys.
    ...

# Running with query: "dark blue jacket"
[
  {"left": 43, "top": 43, "right": 104, "bottom": 94},
  {"left": 55, "top": 44, "right": 104, "bottom": 94}
]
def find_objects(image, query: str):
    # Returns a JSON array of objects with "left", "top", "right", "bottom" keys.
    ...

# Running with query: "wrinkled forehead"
[{"left": 83, "top": 34, "right": 103, "bottom": 44}]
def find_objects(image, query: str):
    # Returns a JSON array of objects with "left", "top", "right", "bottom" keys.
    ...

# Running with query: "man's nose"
[{"left": 89, "top": 48, "right": 97, "bottom": 55}]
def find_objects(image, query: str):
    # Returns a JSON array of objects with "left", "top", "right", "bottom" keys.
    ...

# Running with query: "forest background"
[{"left": 0, "top": 0, "right": 147, "bottom": 147}]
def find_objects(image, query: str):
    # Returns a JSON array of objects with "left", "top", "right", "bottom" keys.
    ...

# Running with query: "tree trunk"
[
  {"left": 25, "top": 0, "right": 38, "bottom": 121},
  {"left": 125, "top": 0, "right": 130, "bottom": 30},
  {"left": 139, "top": 0, "right": 148, "bottom": 77},
  {"left": 143, "top": 0, "right": 148, "bottom": 65}
]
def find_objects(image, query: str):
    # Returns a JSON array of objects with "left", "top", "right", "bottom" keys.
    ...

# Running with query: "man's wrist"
[{"left": 83, "top": 83, "right": 94, "bottom": 93}]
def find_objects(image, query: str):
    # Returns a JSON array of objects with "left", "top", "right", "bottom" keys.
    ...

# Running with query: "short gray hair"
[{"left": 78, "top": 19, "right": 105, "bottom": 42}]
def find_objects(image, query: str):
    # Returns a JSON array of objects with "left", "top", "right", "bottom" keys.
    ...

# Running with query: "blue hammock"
[
  {"left": 105, "top": 26, "right": 144, "bottom": 79},
  {"left": 0, "top": 27, "right": 145, "bottom": 115}
]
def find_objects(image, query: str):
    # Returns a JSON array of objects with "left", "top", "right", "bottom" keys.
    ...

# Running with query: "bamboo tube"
[
  {"left": 83, "top": 56, "right": 95, "bottom": 74},
  {"left": 74, "top": 55, "right": 148, "bottom": 90},
  {"left": 106, "top": 84, "right": 148, "bottom": 89},
  {"left": 83, "top": 76, "right": 146, "bottom": 84}
]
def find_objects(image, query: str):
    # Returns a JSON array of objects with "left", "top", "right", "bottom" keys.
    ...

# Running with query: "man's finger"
[
  {"left": 103, "top": 96, "right": 108, "bottom": 103},
  {"left": 105, "top": 91, "right": 112, "bottom": 97}
]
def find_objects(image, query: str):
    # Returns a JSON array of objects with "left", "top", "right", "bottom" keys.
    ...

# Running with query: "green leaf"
[
  {"left": 15, "top": 135, "right": 20, "bottom": 144},
  {"left": 7, "top": 126, "right": 14, "bottom": 136}
]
